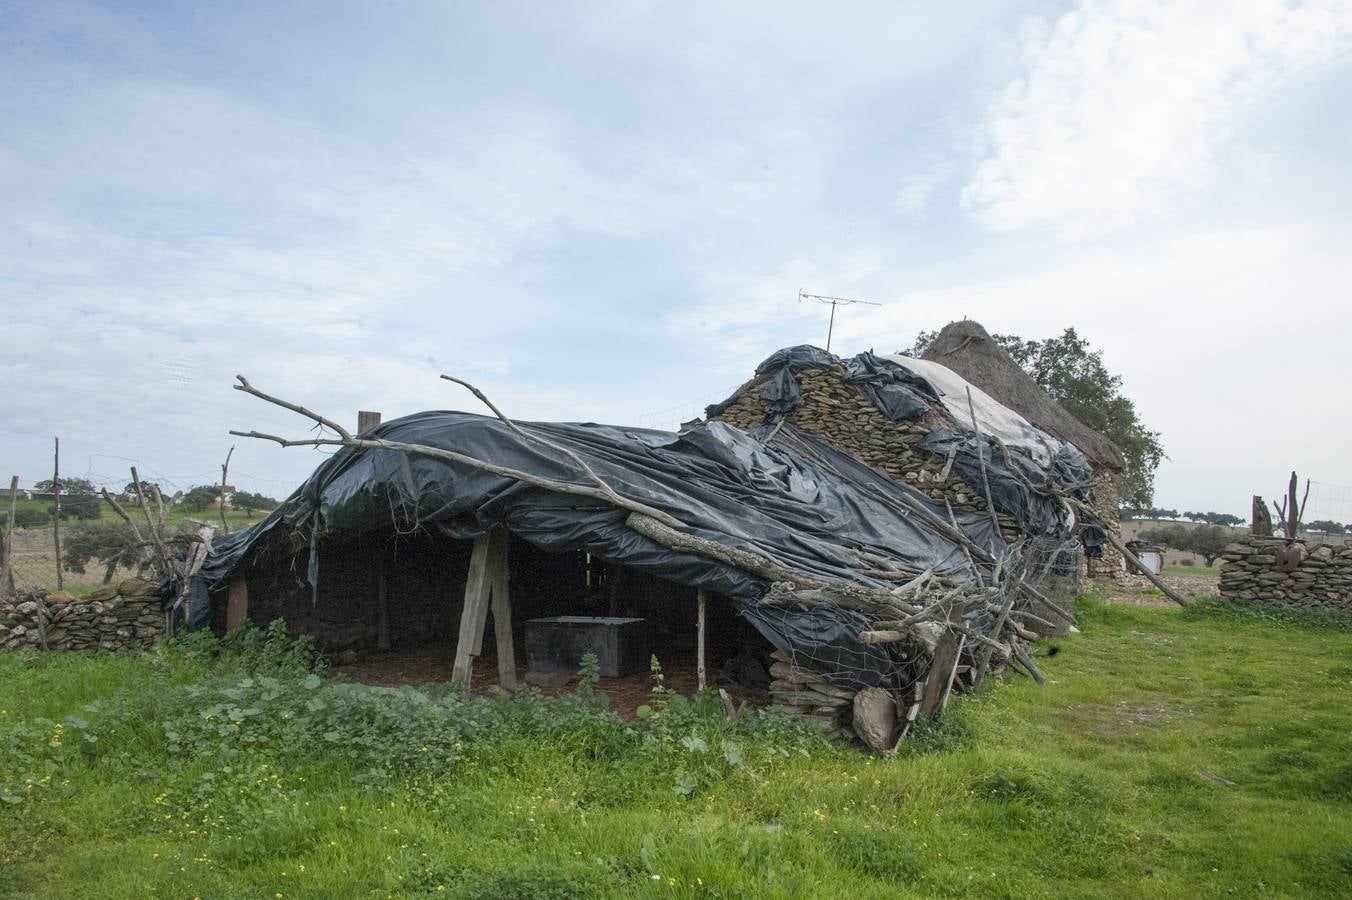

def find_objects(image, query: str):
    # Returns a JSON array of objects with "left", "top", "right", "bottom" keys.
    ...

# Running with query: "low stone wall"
[
  {"left": 1219, "top": 536, "right": 1352, "bottom": 610},
  {"left": 1085, "top": 473, "right": 1124, "bottom": 577},
  {"left": 1, "top": 579, "right": 164, "bottom": 651}
]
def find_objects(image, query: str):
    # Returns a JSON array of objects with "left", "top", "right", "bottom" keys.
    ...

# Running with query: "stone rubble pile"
[
  {"left": 711, "top": 367, "right": 1023, "bottom": 543},
  {"left": 1, "top": 578, "right": 164, "bottom": 651},
  {"left": 1219, "top": 535, "right": 1352, "bottom": 610}
]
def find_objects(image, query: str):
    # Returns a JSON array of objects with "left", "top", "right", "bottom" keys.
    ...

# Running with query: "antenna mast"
[{"left": 798, "top": 289, "right": 882, "bottom": 352}]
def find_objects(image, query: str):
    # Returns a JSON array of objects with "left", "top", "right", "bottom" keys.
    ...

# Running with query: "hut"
[
  {"left": 194, "top": 387, "right": 1066, "bottom": 747},
  {"left": 917, "top": 320, "right": 1126, "bottom": 576}
]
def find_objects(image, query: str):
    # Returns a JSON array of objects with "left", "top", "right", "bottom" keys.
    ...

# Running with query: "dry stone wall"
[
  {"left": 1219, "top": 535, "right": 1352, "bottom": 610},
  {"left": 1, "top": 579, "right": 164, "bottom": 651},
  {"left": 710, "top": 367, "right": 1023, "bottom": 544},
  {"left": 1086, "top": 473, "right": 1124, "bottom": 577}
]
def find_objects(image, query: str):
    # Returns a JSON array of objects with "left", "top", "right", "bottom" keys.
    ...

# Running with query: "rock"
[
  {"left": 118, "top": 577, "right": 154, "bottom": 597},
  {"left": 852, "top": 688, "right": 898, "bottom": 752},
  {"left": 45, "top": 591, "right": 78, "bottom": 604},
  {"left": 84, "top": 585, "right": 120, "bottom": 602}
]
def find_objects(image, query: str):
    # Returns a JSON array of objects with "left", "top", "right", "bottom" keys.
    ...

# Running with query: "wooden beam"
[
  {"left": 357, "top": 410, "right": 382, "bottom": 433},
  {"left": 225, "top": 576, "right": 249, "bottom": 632},
  {"left": 919, "top": 632, "right": 964, "bottom": 719},
  {"left": 452, "top": 528, "right": 508, "bottom": 689},
  {"left": 696, "top": 588, "right": 707, "bottom": 691},
  {"left": 490, "top": 532, "right": 516, "bottom": 690}
]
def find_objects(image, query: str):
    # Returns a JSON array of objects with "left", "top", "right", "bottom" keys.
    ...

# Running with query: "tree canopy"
[
  {"left": 1138, "top": 524, "right": 1232, "bottom": 567},
  {"left": 908, "top": 327, "right": 1164, "bottom": 508}
]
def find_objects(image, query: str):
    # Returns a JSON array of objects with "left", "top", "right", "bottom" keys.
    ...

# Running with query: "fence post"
[
  {"left": 2, "top": 476, "right": 17, "bottom": 598},
  {"left": 53, "top": 437, "right": 63, "bottom": 591}
]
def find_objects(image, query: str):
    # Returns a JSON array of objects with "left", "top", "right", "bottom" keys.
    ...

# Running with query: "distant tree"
[
  {"left": 1139, "top": 524, "right": 1231, "bottom": 567},
  {"left": 908, "top": 327, "right": 1165, "bottom": 508},
  {"left": 121, "top": 481, "right": 163, "bottom": 503},
  {"left": 61, "top": 520, "right": 144, "bottom": 582},
  {"left": 34, "top": 477, "right": 100, "bottom": 520},
  {"left": 1305, "top": 519, "right": 1346, "bottom": 535},
  {"left": 181, "top": 485, "right": 221, "bottom": 513},
  {"left": 231, "top": 491, "right": 279, "bottom": 518}
]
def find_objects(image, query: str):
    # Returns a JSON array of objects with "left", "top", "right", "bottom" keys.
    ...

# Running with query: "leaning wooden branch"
[
  {"left": 219, "top": 445, "right": 234, "bottom": 534},
  {"left": 441, "top": 374, "right": 641, "bottom": 518},
  {"left": 230, "top": 376, "right": 684, "bottom": 530}
]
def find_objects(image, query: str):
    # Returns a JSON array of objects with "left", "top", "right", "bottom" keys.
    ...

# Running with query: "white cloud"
[{"left": 962, "top": 0, "right": 1352, "bottom": 233}]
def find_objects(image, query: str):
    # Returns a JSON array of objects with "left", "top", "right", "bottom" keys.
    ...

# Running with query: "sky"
[{"left": 3, "top": 0, "right": 1351, "bottom": 519}]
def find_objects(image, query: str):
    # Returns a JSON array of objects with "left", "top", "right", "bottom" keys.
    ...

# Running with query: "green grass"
[
  {"left": 2, "top": 600, "right": 1351, "bottom": 898},
  {"left": 8, "top": 497, "right": 268, "bottom": 531}
]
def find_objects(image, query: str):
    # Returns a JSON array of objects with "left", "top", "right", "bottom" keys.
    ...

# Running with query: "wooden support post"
[
  {"left": 696, "top": 588, "right": 707, "bottom": 691},
  {"left": 491, "top": 538, "right": 516, "bottom": 690},
  {"left": 376, "top": 570, "right": 391, "bottom": 651},
  {"left": 2, "top": 476, "right": 17, "bottom": 598},
  {"left": 225, "top": 576, "right": 249, "bottom": 632},
  {"left": 452, "top": 528, "right": 510, "bottom": 689},
  {"left": 357, "top": 411, "right": 382, "bottom": 433},
  {"left": 52, "top": 438, "right": 63, "bottom": 590}
]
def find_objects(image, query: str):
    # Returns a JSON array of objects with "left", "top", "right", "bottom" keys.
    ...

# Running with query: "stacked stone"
[
  {"left": 712, "top": 368, "right": 1022, "bottom": 543},
  {"left": 1, "top": 578, "right": 164, "bottom": 651},
  {"left": 1219, "top": 536, "right": 1352, "bottom": 611},
  {"left": 1086, "top": 473, "right": 1124, "bottom": 577},
  {"left": 767, "top": 650, "right": 856, "bottom": 740}
]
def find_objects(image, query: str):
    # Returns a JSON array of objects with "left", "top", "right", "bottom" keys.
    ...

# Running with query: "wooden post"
[
  {"left": 920, "top": 633, "right": 964, "bottom": 719},
  {"left": 52, "top": 437, "right": 63, "bottom": 590},
  {"left": 491, "top": 538, "right": 516, "bottom": 690},
  {"left": 1287, "top": 471, "right": 1300, "bottom": 539},
  {"left": 225, "top": 576, "right": 249, "bottom": 632},
  {"left": 376, "top": 569, "right": 391, "bottom": 651},
  {"left": 2, "top": 476, "right": 18, "bottom": 598},
  {"left": 696, "top": 588, "right": 707, "bottom": 691},
  {"left": 357, "top": 411, "right": 382, "bottom": 433},
  {"left": 219, "top": 446, "right": 234, "bottom": 534},
  {"left": 452, "top": 528, "right": 509, "bottom": 689}
]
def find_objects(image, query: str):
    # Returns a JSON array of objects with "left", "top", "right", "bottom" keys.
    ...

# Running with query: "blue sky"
[{"left": 3, "top": 0, "right": 1351, "bottom": 518}]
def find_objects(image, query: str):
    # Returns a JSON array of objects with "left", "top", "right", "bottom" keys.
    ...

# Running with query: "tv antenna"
[{"left": 798, "top": 289, "right": 882, "bottom": 352}]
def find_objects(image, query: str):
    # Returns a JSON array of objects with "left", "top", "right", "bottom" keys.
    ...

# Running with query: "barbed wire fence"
[
  {"left": 2, "top": 468, "right": 297, "bottom": 598},
  {"left": 1302, "top": 480, "right": 1352, "bottom": 536}
]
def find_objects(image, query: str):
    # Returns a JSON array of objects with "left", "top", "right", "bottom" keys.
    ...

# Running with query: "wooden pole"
[
  {"left": 357, "top": 411, "right": 382, "bottom": 433},
  {"left": 1287, "top": 471, "right": 1299, "bottom": 539},
  {"left": 696, "top": 588, "right": 707, "bottom": 691},
  {"left": 219, "top": 445, "right": 234, "bottom": 534},
  {"left": 2, "top": 476, "right": 18, "bottom": 598},
  {"left": 130, "top": 467, "right": 169, "bottom": 576},
  {"left": 225, "top": 576, "right": 249, "bottom": 632},
  {"left": 490, "top": 532, "right": 516, "bottom": 690},
  {"left": 452, "top": 529, "right": 507, "bottom": 689},
  {"left": 52, "top": 438, "right": 63, "bottom": 590}
]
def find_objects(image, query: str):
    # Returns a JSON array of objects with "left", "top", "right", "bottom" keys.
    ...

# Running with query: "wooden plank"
[
  {"left": 490, "top": 531, "right": 516, "bottom": 689},
  {"left": 225, "top": 576, "right": 249, "bottom": 632},
  {"left": 357, "top": 410, "right": 382, "bottom": 433},
  {"left": 696, "top": 588, "right": 707, "bottom": 691},
  {"left": 919, "top": 632, "right": 963, "bottom": 719},
  {"left": 452, "top": 529, "right": 505, "bottom": 688},
  {"left": 52, "top": 438, "right": 63, "bottom": 591}
]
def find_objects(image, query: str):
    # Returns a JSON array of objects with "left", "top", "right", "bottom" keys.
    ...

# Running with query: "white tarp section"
[{"left": 885, "top": 354, "right": 1067, "bottom": 466}]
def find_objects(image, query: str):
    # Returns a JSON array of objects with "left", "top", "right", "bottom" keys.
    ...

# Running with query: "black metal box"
[{"left": 524, "top": 616, "right": 649, "bottom": 678}]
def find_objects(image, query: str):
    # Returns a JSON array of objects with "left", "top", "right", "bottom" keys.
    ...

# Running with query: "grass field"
[{"left": 2, "top": 598, "right": 1351, "bottom": 898}]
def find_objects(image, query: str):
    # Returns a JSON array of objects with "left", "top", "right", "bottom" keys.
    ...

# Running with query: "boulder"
[{"left": 852, "top": 687, "right": 898, "bottom": 752}]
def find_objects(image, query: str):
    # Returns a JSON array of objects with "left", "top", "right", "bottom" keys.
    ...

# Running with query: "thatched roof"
[{"left": 916, "top": 320, "right": 1125, "bottom": 472}]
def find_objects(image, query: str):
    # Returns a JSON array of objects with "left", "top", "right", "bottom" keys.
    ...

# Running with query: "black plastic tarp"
[
  {"left": 201, "top": 413, "right": 1007, "bottom": 685},
  {"left": 916, "top": 427, "right": 1094, "bottom": 538}
]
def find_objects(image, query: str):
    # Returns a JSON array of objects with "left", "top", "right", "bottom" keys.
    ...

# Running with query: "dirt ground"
[
  {"left": 1097, "top": 572, "right": 1220, "bottom": 607},
  {"left": 328, "top": 643, "right": 768, "bottom": 719}
]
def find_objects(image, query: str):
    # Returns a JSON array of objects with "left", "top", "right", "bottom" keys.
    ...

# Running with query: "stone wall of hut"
[
  {"left": 1219, "top": 535, "right": 1352, "bottom": 611},
  {"left": 1086, "top": 473, "right": 1124, "bottom": 577},
  {"left": 709, "top": 367, "right": 1023, "bottom": 544},
  {"left": 1, "top": 579, "right": 164, "bottom": 651}
]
